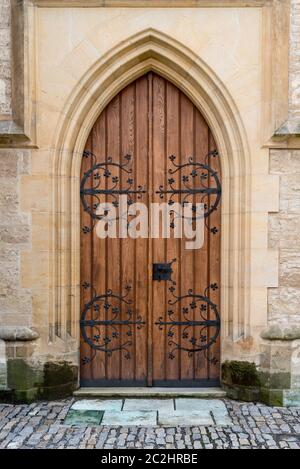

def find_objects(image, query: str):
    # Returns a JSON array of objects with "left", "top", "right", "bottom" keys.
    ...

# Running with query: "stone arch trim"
[{"left": 50, "top": 28, "right": 275, "bottom": 366}]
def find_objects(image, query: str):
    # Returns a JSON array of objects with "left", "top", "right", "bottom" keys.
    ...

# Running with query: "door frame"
[
  {"left": 50, "top": 29, "right": 274, "bottom": 387},
  {"left": 79, "top": 72, "right": 222, "bottom": 386}
]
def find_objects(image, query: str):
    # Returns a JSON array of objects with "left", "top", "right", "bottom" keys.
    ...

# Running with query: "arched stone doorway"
[
  {"left": 50, "top": 29, "right": 258, "bottom": 395},
  {"left": 79, "top": 72, "right": 221, "bottom": 387}
]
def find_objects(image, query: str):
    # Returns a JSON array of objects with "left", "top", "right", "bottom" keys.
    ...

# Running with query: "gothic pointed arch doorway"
[{"left": 80, "top": 72, "right": 221, "bottom": 387}]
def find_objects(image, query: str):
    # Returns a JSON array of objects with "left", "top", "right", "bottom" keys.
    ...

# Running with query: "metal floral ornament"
[{"left": 80, "top": 282, "right": 145, "bottom": 365}]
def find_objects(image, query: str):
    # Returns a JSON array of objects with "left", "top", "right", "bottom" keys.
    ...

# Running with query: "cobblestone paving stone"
[{"left": 0, "top": 399, "right": 300, "bottom": 449}]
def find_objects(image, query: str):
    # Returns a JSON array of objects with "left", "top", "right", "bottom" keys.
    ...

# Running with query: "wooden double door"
[{"left": 80, "top": 72, "right": 221, "bottom": 387}]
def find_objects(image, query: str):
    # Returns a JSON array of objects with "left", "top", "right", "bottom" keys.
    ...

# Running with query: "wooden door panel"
[{"left": 80, "top": 72, "right": 221, "bottom": 386}]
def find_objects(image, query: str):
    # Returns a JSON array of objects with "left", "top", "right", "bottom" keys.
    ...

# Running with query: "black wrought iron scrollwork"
[
  {"left": 80, "top": 151, "right": 146, "bottom": 233},
  {"left": 156, "top": 151, "right": 221, "bottom": 234},
  {"left": 80, "top": 282, "right": 145, "bottom": 364},
  {"left": 155, "top": 282, "right": 220, "bottom": 364}
]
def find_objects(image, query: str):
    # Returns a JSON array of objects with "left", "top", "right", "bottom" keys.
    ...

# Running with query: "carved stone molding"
[
  {"left": 261, "top": 324, "right": 300, "bottom": 341},
  {"left": 0, "top": 327, "right": 39, "bottom": 342},
  {"left": 0, "top": 0, "right": 291, "bottom": 147}
]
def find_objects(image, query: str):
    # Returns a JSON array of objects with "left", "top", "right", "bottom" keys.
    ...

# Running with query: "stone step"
[{"left": 74, "top": 387, "right": 226, "bottom": 399}]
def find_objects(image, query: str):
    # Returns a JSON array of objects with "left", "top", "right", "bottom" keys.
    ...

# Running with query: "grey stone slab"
[
  {"left": 64, "top": 410, "right": 103, "bottom": 426},
  {"left": 158, "top": 411, "right": 213, "bottom": 426},
  {"left": 74, "top": 387, "right": 226, "bottom": 398},
  {"left": 102, "top": 411, "right": 157, "bottom": 426},
  {"left": 176, "top": 398, "right": 227, "bottom": 413},
  {"left": 123, "top": 399, "right": 174, "bottom": 412},
  {"left": 71, "top": 399, "right": 123, "bottom": 411}
]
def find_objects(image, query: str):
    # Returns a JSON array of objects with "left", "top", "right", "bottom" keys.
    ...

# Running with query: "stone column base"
[
  {"left": 222, "top": 325, "right": 300, "bottom": 407},
  {"left": 1, "top": 359, "right": 78, "bottom": 403},
  {"left": 0, "top": 327, "right": 78, "bottom": 403}
]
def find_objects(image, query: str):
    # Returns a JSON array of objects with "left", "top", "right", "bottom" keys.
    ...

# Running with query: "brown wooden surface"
[{"left": 80, "top": 72, "right": 221, "bottom": 386}]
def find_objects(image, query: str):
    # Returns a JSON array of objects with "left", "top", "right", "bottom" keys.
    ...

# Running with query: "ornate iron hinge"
[
  {"left": 155, "top": 281, "right": 220, "bottom": 363},
  {"left": 80, "top": 282, "right": 145, "bottom": 364},
  {"left": 80, "top": 151, "right": 146, "bottom": 233},
  {"left": 156, "top": 151, "right": 221, "bottom": 233}
]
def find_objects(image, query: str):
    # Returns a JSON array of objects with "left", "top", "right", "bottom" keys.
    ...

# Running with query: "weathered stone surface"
[
  {"left": 279, "top": 250, "right": 300, "bottom": 287},
  {"left": 0, "top": 180, "right": 19, "bottom": 214},
  {"left": 102, "top": 410, "right": 157, "bottom": 426},
  {"left": 0, "top": 340, "right": 7, "bottom": 390},
  {"left": 158, "top": 411, "right": 213, "bottom": 426},
  {"left": 72, "top": 399, "right": 123, "bottom": 411},
  {"left": 0, "top": 0, "right": 11, "bottom": 115},
  {"left": 268, "top": 287, "right": 300, "bottom": 325},
  {"left": 0, "top": 327, "right": 39, "bottom": 342},
  {"left": 123, "top": 399, "right": 174, "bottom": 412},
  {"left": 269, "top": 148, "right": 300, "bottom": 348},
  {"left": 0, "top": 148, "right": 32, "bottom": 388},
  {"left": 290, "top": 0, "right": 300, "bottom": 119},
  {"left": 269, "top": 213, "right": 300, "bottom": 249},
  {"left": 64, "top": 409, "right": 103, "bottom": 426},
  {"left": 261, "top": 324, "right": 300, "bottom": 341},
  {"left": 0, "top": 248, "right": 19, "bottom": 287}
]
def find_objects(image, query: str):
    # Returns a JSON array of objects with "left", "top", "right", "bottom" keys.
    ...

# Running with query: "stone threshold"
[{"left": 74, "top": 387, "right": 226, "bottom": 398}]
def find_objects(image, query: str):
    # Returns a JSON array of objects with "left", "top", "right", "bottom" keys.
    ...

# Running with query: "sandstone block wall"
[
  {"left": 0, "top": 1, "right": 299, "bottom": 404},
  {"left": 269, "top": 150, "right": 300, "bottom": 326},
  {"left": 290, "top": 0, "right": 300, "bottom": 119},
  {"left": 0, "top": 0, "right": 11, "bottom": 117}
]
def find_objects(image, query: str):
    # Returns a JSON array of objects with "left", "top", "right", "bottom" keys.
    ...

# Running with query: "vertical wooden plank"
[
  {"left": 80, "top": 135, "right": 93, "bottom": 383},
  {"left": 194, "top": 110, "right": 210, "bottom": 381},
  {"left": 135, "top": 75, "right": 149, "bottom": 383},
  {"left": 165, "top": 81, "right": 180, "bottom": 382},
  {"left": 91, "top": 112, "right": 107, "bottom": 382},
  {"left": 152, "top": 74, "right": 167, "bottom": 383},
  {"left": 106, "top": 95, "right": 121, "bottom": 381},
  {"left": 147, "top": 73, "right": 154, "bottom": 386},
  {"left": 120, "top": 82, "right": 136, "bottom": 382},
  {"left": 180, "top": 92, "right": 195, "bottom": 382},
  {"left": 207, "top": 132, "right": 221, "bottom": 381}
]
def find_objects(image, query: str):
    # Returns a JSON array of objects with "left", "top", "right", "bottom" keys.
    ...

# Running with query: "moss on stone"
[
  {"left": 222, "top": 360, "right": 260, "bottom": 387},
  {"left": 7, "top": 359, "right": 43, "bottom": 391},
  {"left": 43, "top": 361, "right": 77, "bottom": 387},
  {"left": 4, "top": 359, "right": 78, "bottom": 403},
  {"left": 222, "top": 360, "right": 287, "bottom": 406},
  {"left": 260, "top": 388, "right": 284, "bottom": 407}
]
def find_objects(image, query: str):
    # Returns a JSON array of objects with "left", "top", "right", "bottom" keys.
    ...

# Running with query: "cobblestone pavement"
[{"left": 0, "top": 399, "right": 300, "bottom": 449}]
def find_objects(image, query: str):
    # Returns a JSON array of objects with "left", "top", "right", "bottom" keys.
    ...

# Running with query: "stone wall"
[
  {"left": 0, "top": 1, "right": 299, "bottom": 404},
  {"left": 267, "top": 0, "right": 300, "bottom": 327},
  {"left": 0, "top": 149, "right": 31, "bottom": 325},
  {"left": 0, "top": 0, "right": 11, "bottom": 117},
  {"left": 290, "top": 0, "right": 300, "bottom": 118},
  {"left": 268, "top": 150, "right": 300, "bottom": 326}
]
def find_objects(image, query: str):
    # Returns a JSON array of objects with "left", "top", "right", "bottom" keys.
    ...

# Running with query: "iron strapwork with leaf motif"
[
  {"left": 80, "top": 151, "right": 146, "bottom": 233},
  {"left": 80, "top": 282, "right": 145, "bottom": 365},
  {"left": 156, "top": 150, "right": 221, "bottom": 234},
  {"left": 155, "top": 282, "right": 220, "bottom": 364}
]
